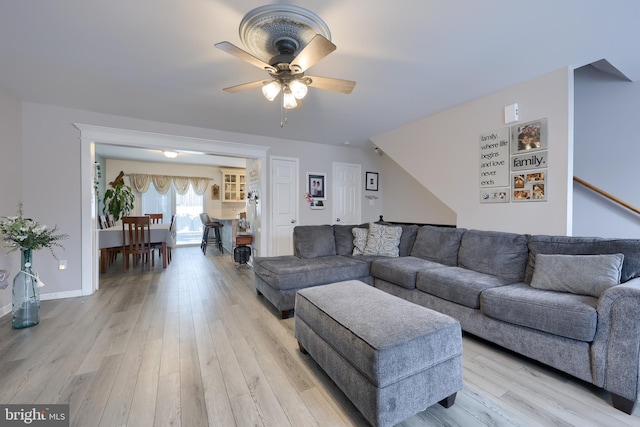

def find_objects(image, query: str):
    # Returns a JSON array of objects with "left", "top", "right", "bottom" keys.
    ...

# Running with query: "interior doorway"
[{"left": 78, "top": 124, "right": 270, "bottom": 296}]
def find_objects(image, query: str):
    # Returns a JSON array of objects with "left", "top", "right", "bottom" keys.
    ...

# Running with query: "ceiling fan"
[{"left": 215, "top": 5, "right": 356, "bottom": 111}]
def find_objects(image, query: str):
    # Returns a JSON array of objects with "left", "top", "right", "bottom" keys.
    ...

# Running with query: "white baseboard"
[{"left": 0, "top": 290, "right": 85, "bottom": 319}]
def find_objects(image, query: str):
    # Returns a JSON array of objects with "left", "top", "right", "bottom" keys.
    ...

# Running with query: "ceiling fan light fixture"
[
  {"left": 282, "top": 88, "right": 298, "bottom": 109},
  {"left": 262, "top": 80, "right": 281, "bottom": 101},
  {"left": 289, "top": 79, "right": 308, "bottom": 99}
]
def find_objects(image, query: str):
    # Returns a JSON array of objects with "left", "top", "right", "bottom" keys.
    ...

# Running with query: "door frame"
[{"left": 78, "top": 124, "right": 270, "bottom": 295}]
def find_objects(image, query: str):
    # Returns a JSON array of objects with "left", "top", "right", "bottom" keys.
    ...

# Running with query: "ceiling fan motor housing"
[{"left": 239, "top": 5, "right": 331, "bottom": 64}]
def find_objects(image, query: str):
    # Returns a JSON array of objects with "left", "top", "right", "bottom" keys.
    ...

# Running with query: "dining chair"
[
  {"left": 98, "top": 215, "right": 122, "bottom": 270},
  {"left": 145, "top": 213, "right": 163, "bottom": 224},
  {"left": 121, "top": 216, "right": 153, "bottom": 270},
  {"left": 150, "top": 214, "right": 175, "bottom": 264}
]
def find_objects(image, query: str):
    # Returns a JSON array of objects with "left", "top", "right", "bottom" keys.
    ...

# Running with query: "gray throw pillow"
[
  {"left": 363, "top": 222, "right": 402, "bottom": 257},
  {"left": 293, "top": 225, "right": 336, "bottom": 258},
  {"left": 530, "top": 253, "right": 624, "bottom": 297},
  {"left": 352, "top": 227, "right": 368, "bottom": 255}
]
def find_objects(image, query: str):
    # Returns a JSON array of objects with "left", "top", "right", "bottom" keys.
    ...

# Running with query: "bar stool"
[{"left": 199, "top": 213, "right": 223, "bottom": 254}]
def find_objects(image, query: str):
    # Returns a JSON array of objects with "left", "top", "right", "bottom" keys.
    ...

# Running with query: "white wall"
[
  {"left": 372, "top": 68, "right": 573, "bottom": 235},
  {"left": 573, "top": 65, "right": 640, "bottom": 237},
  {"left": 0, "top": 90, "right": 22, "bottom": 314},
  {"left": 380, "top": 154, "right": 456, "bottom": 225}
]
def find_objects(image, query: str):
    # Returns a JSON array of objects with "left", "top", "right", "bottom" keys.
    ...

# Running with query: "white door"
[
  {"left": 271, "top": 156, "right": 299, "bottom": 256},
  {"left": 333, "top": 162, "right": 361, "bottom": 225}
]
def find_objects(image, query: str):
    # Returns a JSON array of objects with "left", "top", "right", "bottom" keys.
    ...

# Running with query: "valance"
[{"left": 128, "top": 173, "right": 212, "bottom": 195}]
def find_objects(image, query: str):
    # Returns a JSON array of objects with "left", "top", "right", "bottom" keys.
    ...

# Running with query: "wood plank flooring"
[{"left": 1, "top": 246, "right": 639, "bottom": 426}]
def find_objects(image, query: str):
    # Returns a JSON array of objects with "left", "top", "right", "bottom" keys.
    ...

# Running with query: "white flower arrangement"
[{"left": 0, "top": 202, "right": 68, "bottom": 257}]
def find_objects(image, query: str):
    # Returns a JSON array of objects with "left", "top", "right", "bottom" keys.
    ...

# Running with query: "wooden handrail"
[{"left": 574, "top": 176, "right": 640, "bottom": 216}]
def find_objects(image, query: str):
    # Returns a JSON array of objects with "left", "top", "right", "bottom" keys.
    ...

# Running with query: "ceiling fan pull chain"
[{"left": 280, "top": 96, "right": 288, "bottom": 128}]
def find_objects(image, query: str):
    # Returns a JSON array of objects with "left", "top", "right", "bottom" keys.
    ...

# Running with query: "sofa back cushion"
[
  {"left": 333, "top": 223, "right": 369, "bottom": 256},
  {"left": 526, "top": 235, "right": 640, "bottom": 283},
  {"left": 458, "top": 229, "right": 529, "bottom": 282},
  {"left": 397, "top": 224, "right": 419, "bottom": 257},
  {"left": 411, "top": 226, "right": 465, "bottom": 266},
  {"left": 530, "top": 253, "right": 623, "bottom": 297},
  {"left": 294, "top": 225, "right": 336, "bottom": 258}
]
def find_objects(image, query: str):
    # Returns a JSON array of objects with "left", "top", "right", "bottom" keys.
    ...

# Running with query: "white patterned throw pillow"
[
  {"left": 363, "top": 222, "right": 402, "bottom": 257},
  {"left": 352, "top": 227, "right": 369, "bottom": 255}
]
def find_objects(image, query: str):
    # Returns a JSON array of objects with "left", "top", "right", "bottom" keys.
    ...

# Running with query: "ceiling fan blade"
[
  {"left": 223, "top": 80, "right": 269, "bottom": 93},
  {"left": 215, "top": 41, "right": 277, "bottom": 74},
  {"left": 306, "top": 76, "right": 356, "bottom": 94},
  {"left": 289, "top": 35, "right": 336, "bottom": 73}
]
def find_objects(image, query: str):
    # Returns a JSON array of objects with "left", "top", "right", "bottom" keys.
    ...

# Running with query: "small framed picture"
[
  {"left": 307, "top": 172, "right": 326, "bottom": 200},
  {"left": 366, "top": 172, "right": 379, "bottom": 191}
]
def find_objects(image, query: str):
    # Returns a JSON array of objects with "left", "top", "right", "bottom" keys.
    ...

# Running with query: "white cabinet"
[{"left": 221, "top": 169, "right": 246, "bottom": 202}]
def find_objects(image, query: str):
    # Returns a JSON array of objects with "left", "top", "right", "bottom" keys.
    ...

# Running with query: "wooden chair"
[
  {"left": 145, "top": 213, "right": 163, "bottom": 224},
  {"left": 98, "top": 215, "right": 108, "bottom": 229},
  {"left": 98, "top": 215, "right": 122, "bottom": 270},
  {"left": 167, "top": 214, "right": 176, "bottom": 264},
  {"left": 121, "top": 216, "right": 153, "bottom": 270}
]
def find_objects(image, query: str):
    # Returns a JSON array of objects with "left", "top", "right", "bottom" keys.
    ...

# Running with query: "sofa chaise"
[{"left": 252, "top": 220, "right": 640, "bottom": 414}]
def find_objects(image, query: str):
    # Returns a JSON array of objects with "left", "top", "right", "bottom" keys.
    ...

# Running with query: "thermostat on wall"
[{"left": 504, "top": 103, "right": 519, "bottom": 124}]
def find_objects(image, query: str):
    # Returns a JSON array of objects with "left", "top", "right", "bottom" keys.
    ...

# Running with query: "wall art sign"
[
  {"left": 512, "top": 170, "right": 547, "bottom": 202},
  {"left": 365, "top": 172, "right": 379, "bottom": 191},
  {"left": 307, "top": 172, "right": 326, "bottom": 200}
]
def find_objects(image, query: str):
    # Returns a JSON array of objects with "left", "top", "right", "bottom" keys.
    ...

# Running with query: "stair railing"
[{"left": 573, "top": 176, "right": 640, "bottom": 216}]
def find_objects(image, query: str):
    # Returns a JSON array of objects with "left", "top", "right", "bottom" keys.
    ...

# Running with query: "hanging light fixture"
[
  {"left": 282, "top": 85, "right": 298, "bottom": 109},
  {"left": 262, "top": 81, "right": 281, "bottom": 101},
  {"left": 289, "top": 79, "right": 308, "bottom": 99}
]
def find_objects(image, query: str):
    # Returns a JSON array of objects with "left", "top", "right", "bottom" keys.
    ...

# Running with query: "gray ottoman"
[{"left": 295, "top": 280, "right": 463, "bottom": 427}]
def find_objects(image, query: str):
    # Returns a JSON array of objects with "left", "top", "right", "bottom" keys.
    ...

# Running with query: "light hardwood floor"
[{"left": 1, "top": 246, "right": 639, "bottom": 427}]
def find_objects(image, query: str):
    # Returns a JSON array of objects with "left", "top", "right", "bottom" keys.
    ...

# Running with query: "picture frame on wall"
[
  {"left": 366, "top": 172, "right": 379, "bottom": 191},
  {"left": 307, "top": 172, "right": 326, "bottom": 200}
]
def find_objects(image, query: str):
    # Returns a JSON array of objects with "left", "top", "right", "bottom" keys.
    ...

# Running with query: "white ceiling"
[{"left": 2, "top": 1, "right": 639, "bottom": 156}]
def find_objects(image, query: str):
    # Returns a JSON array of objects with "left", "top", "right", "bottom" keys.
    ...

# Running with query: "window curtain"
[
  {"left": 190, "top": 177, "right": 209, "bottom": 195},
  {"left": 129, "top": 174, "right": 152, "bottom": 193},
  {"left": 127, "top": 173, "right": 211, "bottom": 195}
]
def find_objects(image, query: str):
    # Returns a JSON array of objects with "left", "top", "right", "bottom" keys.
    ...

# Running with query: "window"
[
  {"left": 141, "top": 183, "right": 203, "bottom": 245},
  {"left": 175, "top": 185, "right": 203, "bottom": 245}
]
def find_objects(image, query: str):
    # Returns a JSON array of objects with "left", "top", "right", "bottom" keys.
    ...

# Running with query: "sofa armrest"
[{"left": 593, "top": 278, "right": 640, "bottom": 409}]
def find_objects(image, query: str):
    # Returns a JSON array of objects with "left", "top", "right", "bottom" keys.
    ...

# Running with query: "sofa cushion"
[
  {"left": 411, "top": 226, "right": 465, "bottom": 266},
  {"left": 397, "top": 224, "right": 419, "bottom": 257},
  {"left": 526, "top": 235, "right": 640, "bottom": 283},
  {"left": 458, "top": 229, "right": 529, "bottom": 283},
  {"left": 416, "top": 267, "right": 511, "bottom": 309},
  {"left": 371, "top": 256, "right": 447, "bottom": 289},
  {"left": 253, "top": 255, "right": 370, "bottom": 291},
  {"left": 363, "top": 222, "right": 402, "bottom": 257},
  {"left": 530, "top": 253, "right": 623, "bottom": 297},
  {"left": 334, "top": 223, "right": 369, "bottom": 256},
  {"left": 294, "top": 225, "right": 336, "bottom": 258},
  {"left": 352, "top": 227, "right": 369, "bottom": 256},
  {"left": 481, "top": 283, "right": 598, "bottom": 342}
]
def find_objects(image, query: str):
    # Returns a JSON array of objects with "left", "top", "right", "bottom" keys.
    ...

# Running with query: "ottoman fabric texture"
[{"left": 295, "top": 280, "right": 463, "bottom": 427}]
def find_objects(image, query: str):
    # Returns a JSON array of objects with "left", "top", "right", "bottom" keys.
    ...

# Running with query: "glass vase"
[{"left": 12, "top": 248, "right": 40, "bottom": 329}]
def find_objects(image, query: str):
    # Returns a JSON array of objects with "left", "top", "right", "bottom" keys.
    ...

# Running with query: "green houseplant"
[{"left": 103, "top": 181, "right": 135, "bottom": 222}]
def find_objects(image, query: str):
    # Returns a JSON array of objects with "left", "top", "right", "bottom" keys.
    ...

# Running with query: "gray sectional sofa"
[{"left": 252, "top": 221, "right": 640, "bottom": 414}]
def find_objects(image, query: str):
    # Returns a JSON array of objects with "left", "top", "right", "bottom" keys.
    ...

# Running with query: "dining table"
[{"left": 99, "top": 223, "right": 175, "bottom": 273}]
